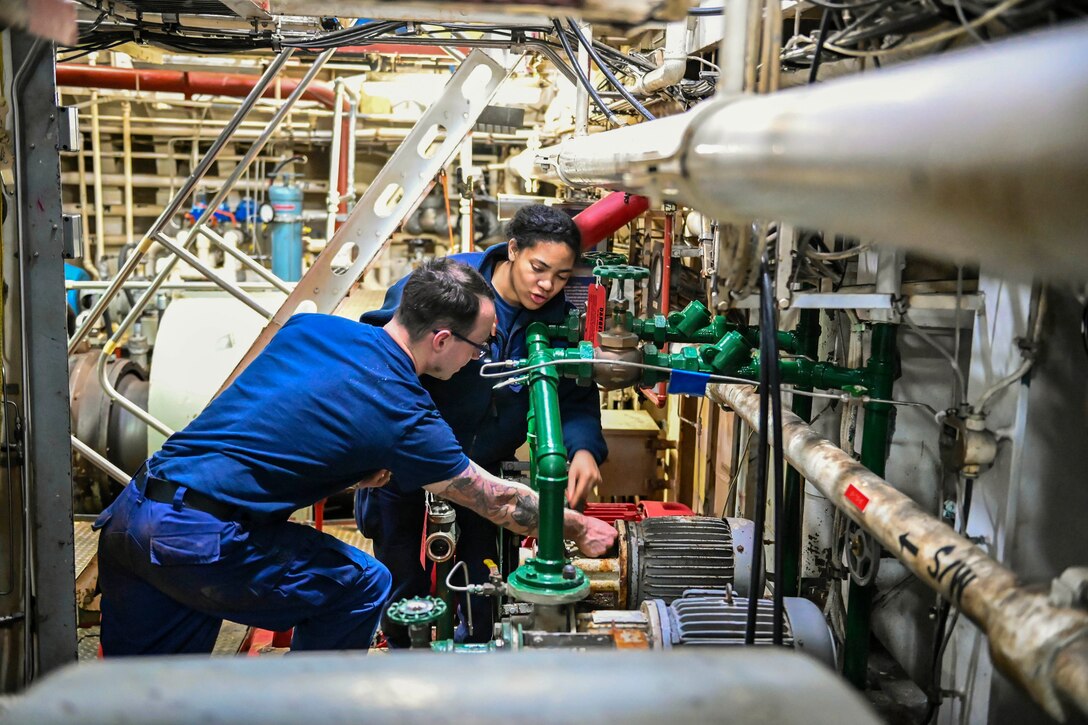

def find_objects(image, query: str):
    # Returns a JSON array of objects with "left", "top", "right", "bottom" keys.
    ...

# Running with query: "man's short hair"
[{"left": 395, "top": 258, "right": 494, "bottom": 341}]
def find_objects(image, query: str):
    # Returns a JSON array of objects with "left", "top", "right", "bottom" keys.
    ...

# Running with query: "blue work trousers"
[
  {"left": 356, "top": 486, "right": 513, "bottom": 646},
  {"left": 96, "top": 482, "right": 392, "bottom": 656}
]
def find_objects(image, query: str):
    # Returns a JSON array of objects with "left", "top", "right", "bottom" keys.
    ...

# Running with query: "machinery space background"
[{"left": 0, "top": 1, "right": 1086, "bottom": 723}]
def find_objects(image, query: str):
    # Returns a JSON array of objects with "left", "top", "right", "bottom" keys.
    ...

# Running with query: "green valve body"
[
  {"left": 672, "top": 300, "right": 712, "bottom": 337},
  {"left": 704, "top": 331, "right": 752, "bottom": 374}
]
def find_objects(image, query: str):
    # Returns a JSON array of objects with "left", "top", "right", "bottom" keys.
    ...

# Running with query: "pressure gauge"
[{"left": 258, "top": 202, "right": 275, "bottom": 223}]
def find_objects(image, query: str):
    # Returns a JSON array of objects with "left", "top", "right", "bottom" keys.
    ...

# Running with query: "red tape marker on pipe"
[{"left": 845, "top": 484, "right": 870, "bottom": 512}]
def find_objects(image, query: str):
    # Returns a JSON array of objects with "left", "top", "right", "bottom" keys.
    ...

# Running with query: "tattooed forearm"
[{"left": 435, "top": 465, "right": 541, "bottom": 535}]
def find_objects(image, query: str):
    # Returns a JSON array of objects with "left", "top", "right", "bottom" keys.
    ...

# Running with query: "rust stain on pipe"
[{"left": 709, "top": 383, "right": 1088, "bottom": 721}]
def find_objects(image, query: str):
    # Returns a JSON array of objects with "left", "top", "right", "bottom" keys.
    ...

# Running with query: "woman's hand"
[
  {"left": 353, "top": 469, "right": 392, "bottom": 490},
  {"left": 566, "top": 450, "right": 602, "bottom": 510}
]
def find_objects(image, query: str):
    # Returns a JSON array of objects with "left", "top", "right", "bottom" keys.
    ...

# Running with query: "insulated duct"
[
  {"left": 536, "top": 23, "right": 1088, "bottom": 281},
  {"left": 0, "top": 650, "right": 879, "bottom": 724}
]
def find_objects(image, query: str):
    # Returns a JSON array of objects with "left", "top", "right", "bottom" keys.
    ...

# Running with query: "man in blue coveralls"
[
  {"left": 356, "top": 205, "right": 607, "bottom": 646},
  {"left": 94, "top": 258, "right": 617, "bottom": 655}
]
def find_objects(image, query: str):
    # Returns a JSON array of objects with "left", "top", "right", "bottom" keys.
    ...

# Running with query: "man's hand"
[
  {"left": 354, "top": 469, "right": 391, "bottom": 490},
  {"left": 569, "top": 511, "right": 617, "bottom": 557},
  {"left": 426, "top": 461, "right": 615, "bottom": 557},
  {"left": 566, "top": 449, "right": 602, "bottom": 510}
]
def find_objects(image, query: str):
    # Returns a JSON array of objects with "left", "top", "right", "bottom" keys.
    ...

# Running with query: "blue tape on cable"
[{"left": 668, "top": 370, "right": 711, "bottom": 397}]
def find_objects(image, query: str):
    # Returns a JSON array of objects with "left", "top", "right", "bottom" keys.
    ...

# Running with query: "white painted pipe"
[
  {"left": 121, "top": 101, "right": 134, "bottom": 247},
  {"left": 90, "top": 91, "right": 105, "bottom": 268},
  {"left": 629, "top": 20, "right": 689, "bottom": 96}
]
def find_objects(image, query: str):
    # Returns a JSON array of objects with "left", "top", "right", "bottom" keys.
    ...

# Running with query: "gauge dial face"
[{"left": 258, "top": 203, "right": 275, "bottom": 223}]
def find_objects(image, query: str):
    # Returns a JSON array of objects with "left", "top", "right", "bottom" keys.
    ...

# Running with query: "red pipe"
[
  {"left": 58, "top": 64, "right": 351, "bottom": 213},
  {"left": 573, "top": 191, "right": 649, "bottom": 250},
  {"left": 57, "top": 64, "right": 342, "bottom": 109},
  {"left": 651, "top": 209, "right": 675, "bottom": 404}
]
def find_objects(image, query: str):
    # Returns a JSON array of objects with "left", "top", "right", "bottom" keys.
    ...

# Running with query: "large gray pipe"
[
  {"left": 1, "top": 650, "right": 878, "bottom": 724},
  {"left": 536, "top": 22, "right": 1088, "bottom": 281},
  {"left": 708, "top": 383, "right": 1088, "bottom": 722}
]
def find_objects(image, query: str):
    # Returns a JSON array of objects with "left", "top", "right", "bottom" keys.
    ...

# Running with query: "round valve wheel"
[
  {"left": 583, "top": 251, "right": 628, "bottom": 267},
  {"left": 844, "top": 522, "right": 881, "bottom": 587},
  {"left": 594, "top": 264, "right": 651, "bottom": 281}
]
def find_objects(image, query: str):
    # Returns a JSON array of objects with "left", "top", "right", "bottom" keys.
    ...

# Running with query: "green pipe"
[
  {"left": 737, "top": 358, "right": 867, "bottom": 391},
  {"left": 434, "top": 559, "right": 454, "bottom": 641},
  {"left": 781, "top": 310, "right": 821, "bottom": 597},
  {"left": 843, "top": 323, "right": 897, "bottom": 688},
  {"left": 506, "top": 323, "right": 589, "bottom": 604},
  {"left": 524, "top": 323, "right": 567, "bottom": 565}
]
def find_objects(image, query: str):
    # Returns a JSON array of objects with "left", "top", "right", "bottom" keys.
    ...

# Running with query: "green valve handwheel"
[
  {"left": 583, "top": 251, "right": 628, "bottom": 266},
  {"left": 386, "top": 596, "right": 448, "bottom": 626},
  {"left": 594, "top": 264, "right": 650, "bottom": 281}
]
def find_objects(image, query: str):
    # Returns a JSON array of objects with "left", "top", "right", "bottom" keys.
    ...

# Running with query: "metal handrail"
[
  {"left": 68, "top": 49, "right": 295, "bottom": 354},
  {"left": 72, "top": 48, "right": 339, "bottom": 484}
]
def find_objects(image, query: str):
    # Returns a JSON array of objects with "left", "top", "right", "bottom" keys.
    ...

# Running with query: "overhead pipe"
[
  {"left": 708, "top": 383, "right": 1088, "bottom": 722},
  {"left": 56, "top": 64, "right": 341, "bottom": 109},
  {"left": 627, "top": 20, "right": 689, "bottom": 97},
  {"left": 536, "top": 23, "right": 1088, "bottom": 281},
  {"left": 56, "top": 63, "right": 352, "bottom": 227}
]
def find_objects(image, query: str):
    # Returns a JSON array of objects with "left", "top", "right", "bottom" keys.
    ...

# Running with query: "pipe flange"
[{"left": 424, "top": 531, "right": 456, "bottom": 563}]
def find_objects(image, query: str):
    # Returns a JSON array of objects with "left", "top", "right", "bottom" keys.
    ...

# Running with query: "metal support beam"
[
  {"left": 781, "top": 309, "right": 820, "bottom": 597},
  {"left": 221, "top": 49, "right": 521, "bottom": 391},
  {"left": 843, "top": 323, "right": 897, "bottom": 687},
  {"left": 10, "top": 31, "right": 75, "bottom": 680}
]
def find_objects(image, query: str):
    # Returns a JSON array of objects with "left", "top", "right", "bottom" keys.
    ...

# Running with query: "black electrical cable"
[
  {"left": 745, "top": 319, "right": 771, "bottom": 644},
  {"left": 745, "top": 245, "right": 787, "bottom": 647},
  {"left": 761, "top": 254, "right": 787, "bottom": 647},
  {"left": 267, "top": 155, "right": 306, "bottom": 185},
  {"left": 565, "top": 19, "right": 656, "bottom": 121},
  {"left": 808, "top": 8, "right": 835, "bottom": 83},
  {"left": 550, "top": 19, "right": 619, "bottom": 125},
  {"left": 923, "top": 477, "right": 975, "bottom": 722},
  {"left": 1081, "top": 302, "right": 1088, "bottom": 358}
]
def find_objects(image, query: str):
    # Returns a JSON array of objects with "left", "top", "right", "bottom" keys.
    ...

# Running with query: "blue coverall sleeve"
[
  {"left": 558, "top": 377, "right": 607, "bottom": 463},
  {"left": 359, "top": 274, "right": 408, "bottom": 325}
]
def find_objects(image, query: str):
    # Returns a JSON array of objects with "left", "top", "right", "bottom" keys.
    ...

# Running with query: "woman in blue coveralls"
[{"left": 356, "top": 204, "right": 607, "bottom": 646}]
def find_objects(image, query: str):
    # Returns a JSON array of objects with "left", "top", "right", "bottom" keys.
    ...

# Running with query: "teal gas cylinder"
[{"left": 268, "top": 182, "right": 304, "bottom": 282}]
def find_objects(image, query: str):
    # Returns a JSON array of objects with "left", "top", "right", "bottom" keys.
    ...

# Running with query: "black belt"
[{"left": 135, "top": 469, "right": 241, "bottom": 521}]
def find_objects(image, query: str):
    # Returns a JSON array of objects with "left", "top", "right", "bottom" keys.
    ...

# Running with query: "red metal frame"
[{"left": 583, "top": 500, "right": 693, "bottom": 523}]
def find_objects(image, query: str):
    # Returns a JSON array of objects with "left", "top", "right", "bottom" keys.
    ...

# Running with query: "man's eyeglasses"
[{"left": 433, "top": 329, "right": 493, "bottom": 360}]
